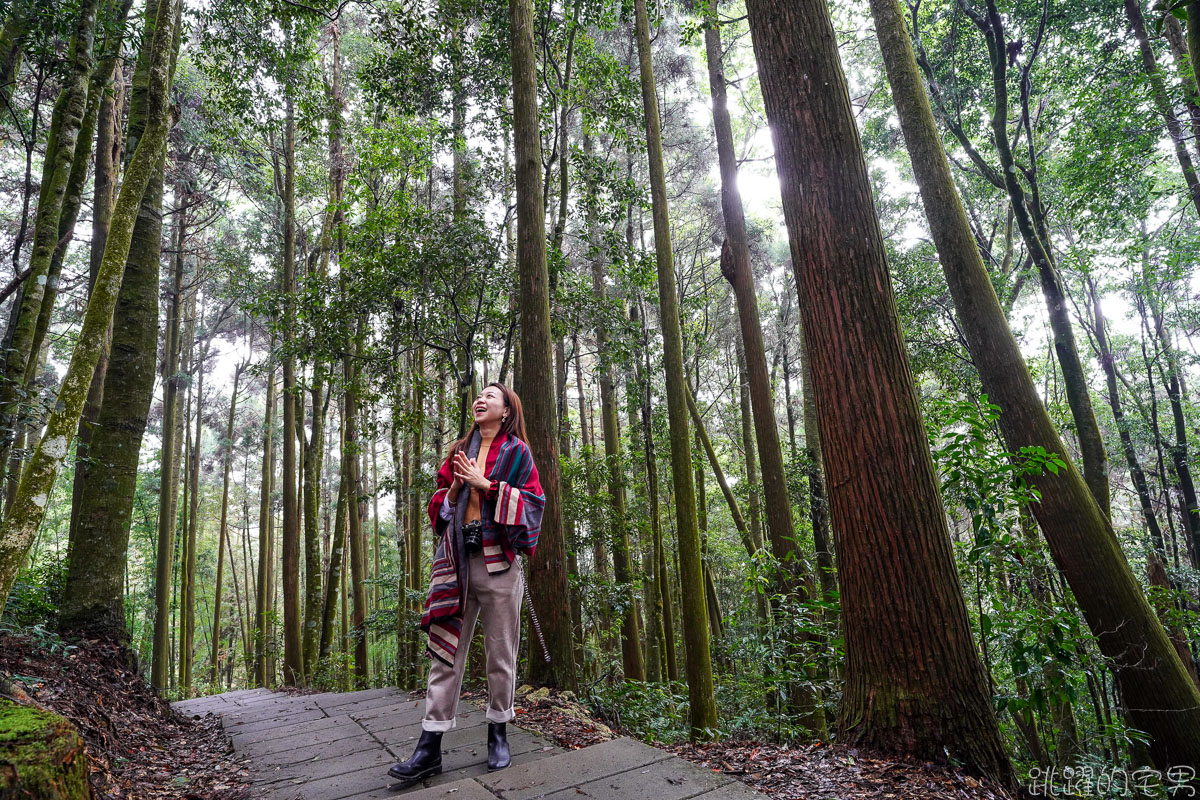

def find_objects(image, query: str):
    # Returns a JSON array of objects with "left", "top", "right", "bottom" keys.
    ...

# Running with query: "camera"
[{"left": 463, "top": 519, "right": 483, "bottom": 553}]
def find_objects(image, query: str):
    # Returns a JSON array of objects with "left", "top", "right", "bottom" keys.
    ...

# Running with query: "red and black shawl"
[{"left": 419, "top": 430, "right": 544, "bottom": 665}]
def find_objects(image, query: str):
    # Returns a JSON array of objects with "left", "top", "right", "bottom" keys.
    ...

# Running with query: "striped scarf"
[{"left": 420, "top": 429, "right": 545, "bottom": 665}]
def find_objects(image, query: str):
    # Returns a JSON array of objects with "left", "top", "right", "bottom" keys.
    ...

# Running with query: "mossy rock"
[{"left": 0, "top": 698, "right": 92, "bottom": 799}]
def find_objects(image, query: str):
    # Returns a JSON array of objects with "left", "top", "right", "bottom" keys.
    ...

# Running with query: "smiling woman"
[{"left": 388, "top": 381, "right": 544, "bottom": 786}]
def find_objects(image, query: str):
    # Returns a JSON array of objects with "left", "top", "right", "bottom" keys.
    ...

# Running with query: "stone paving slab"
[
  {"left": 341, "top": 777, "right": 499, "bottom": 800},
  {"left": 240, "top": 720, "right": 365, "bottom": 756},
  {"left": 233, "top": 712, "right": 354, "bottom": 747},
  {"left": 345, "top": 698, "right": 425, "bottom": 722},
  {"left": 256, "top": 746, "right": 401, "bottom": 789},
  {"left": 543, "top": 751, "right": 729, "bottom": 800},
  {"left": 356, "top": 707, "right": 447, "bottom": 738},
  {"left": 252, "top": 731, "right": 379, "bottom": 766},
  {"left": 316, "top": 688, "right": 407, "bottom": 710},
  {"left": 475, "top": 737, "right": 673, "bottom": 800},
  {"left": 173, "top": 688, "right": 768, "bottom": 800}
]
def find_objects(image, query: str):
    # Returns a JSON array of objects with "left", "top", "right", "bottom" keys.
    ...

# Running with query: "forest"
[{"left": 0, "top": 0, "right": 1199, "bottom": 793}]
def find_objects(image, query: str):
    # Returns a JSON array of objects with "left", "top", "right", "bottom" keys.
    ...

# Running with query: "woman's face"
[{"left": 473, "top": 386, "right": 507, "bottom": 426}]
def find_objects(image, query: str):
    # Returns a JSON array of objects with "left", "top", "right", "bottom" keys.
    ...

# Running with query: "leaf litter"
[
  {"left": 0, "top": 629, "right": 252, "bottom": 799},
  {"left": 490, "top": 686, "right": 1017, "bottom": 800}
]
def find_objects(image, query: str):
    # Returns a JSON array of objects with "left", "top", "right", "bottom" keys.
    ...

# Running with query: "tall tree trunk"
[
  {"left": 745, "top": 0, "right": 1015, "bottom": 784},
  {"left": 406, "top": 349, "right": 425, "bottom": 680},
  {"left": 0, "top": 0, "right": 177, "bottom": 628},
  {"left": 345, "top": 315, "right": 369, "bottom": 687},
  {"left": 1162, "top": 14, "right": 1200, "bottom": 165},
  {"left": 734, "top": 337, "right": 764, "bottom": 554},
  {"left": 180, "top": 340, "right": 204, "bottom": 693},
  {"left": 962, "top": 0, "right": 1112, "bottom": 519},
  {"left": 255, "top": 367, "right": 276, "bottom": 686},
  {"left": 389, "top": 342, "right": 409, "bottom": 686},
  {"left": 705, "top": 0, "right": 800, "bottom": 588},
  {"left": 1086, "top": 278, "right": 1164, "bottom": 557},
  {"left": 59, "top": 8, "right": 164, "bottom": 637},
  {"left": 210, "top": 366, "right": 242, "bottom": 685},
  {"left": 634, "top": 299, "right": 676, "bottom": 682},
  {"left": 0, "top": 0, "right": 100, "bottom": 492},
  {"left": 151, "top": 181, "right": 188, "bottom": 691},
  {"left": 555, "top": 336, "right": 586, "bottom": 673},
  {"left": 280, "top": 91, "right": 303, "bottom": 687},
  {"left": 798, "top": 322, "right": 836, "bottom": 603},
  {"left": 587, "top": 137, "right": 643, "bottom": 681},
  {"left": 574, "top": 339, "right": 609, "bottom": 637},
  {"left": 0, "top": 0, "right": 31, "bottom": 105},
  {"left": 1144, "top": 287, "right": 1200, "bottom": 564},
  {"left": 633, "top": 0, "right": 715, "bottom": 736},
  {"left": 319, "top": 407, "right": 347, "bottom": 663},
  {"left": 24, "top": 0, "right": 134, "bottom": 407},
  {"left": 511, "top": 0, "right": 576, "bottom": 691},
  {"left": 623, "top": 322, "right": 661, "bottom": 680},
  {"left": 1126, "top": 0, "right": 1200, "bottom": 219},
  {"left": 686, "top": 389, "right": 754, "bottom": 558},
  {"left": 67, "top": 50, "right": 124, "bottom": 554},
  {"left": 870, "top": 0, "right": 1200, "bottom": 769},
  {"left": 23, "top": 10, "right": 131, "bottom": 434}
]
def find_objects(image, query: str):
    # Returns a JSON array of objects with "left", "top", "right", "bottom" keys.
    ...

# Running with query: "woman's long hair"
[{"left": 446, "top": 382, "right": 528, "bottom": 462}]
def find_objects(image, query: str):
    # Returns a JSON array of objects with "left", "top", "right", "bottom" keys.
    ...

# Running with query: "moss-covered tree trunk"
[
  {"left": 633, "top": 0, "right": 715, "bottom": 736},
  {"left": 1126, "top": 0, "right": 1200, "bottom": 219},
  {"left": 0, "top": 0, "right": 177, "bottom": 623},
  {"left": 0, "top": 1, "right": 31, "bottom": 106},
  {"left": 67, "top": 46, "right": 125, "bottom": 557},
  {"left": 301, "top": 367, "right": 327, "bottom": 679},
  {"left": 734, "top": 338, "right": 763, "bottom": 555},
  {"left": 870, "top": 0, "right": 1200, "bottom": 770},
  {"left": 24, "top": 0, "right": 134, "bottom": 411},
  {"left": 60, "top": 0, "right": 169, "bottom": 638},
  {"left": 0, "top": 0, "right": 99, "bottom": 500},
  {"left": 22, "top": 9, "right": 130, "bottom": 424},
  {"left": 511, "top": 0, "right": 576, "bottom": 691},
  {"left": 0, "top": 700, "right": 92, "bottom": 799}
]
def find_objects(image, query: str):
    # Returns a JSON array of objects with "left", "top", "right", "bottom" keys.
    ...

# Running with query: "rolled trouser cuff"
[
  {"left": 422, "top": 717, "right": 457, "bottom": 732},
  {"left": 486, "top": 707, "right": 514, "bottom": 724}
]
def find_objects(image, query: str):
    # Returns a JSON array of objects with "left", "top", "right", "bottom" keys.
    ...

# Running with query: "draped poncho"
[{"left": 419, "top": 429, "right": 544, "bottom": 665}]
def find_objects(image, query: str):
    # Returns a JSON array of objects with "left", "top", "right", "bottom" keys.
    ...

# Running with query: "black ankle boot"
[
  {"left": 487, "top": 722, "right": 511, "bottom": 772},
  {"left": 388, "top": 730, "right": 443, "bottom": 782}
]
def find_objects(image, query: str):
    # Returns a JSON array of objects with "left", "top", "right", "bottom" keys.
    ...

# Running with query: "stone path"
[{"left": 172, "top": 688, "right": 765, "bottom": 800}]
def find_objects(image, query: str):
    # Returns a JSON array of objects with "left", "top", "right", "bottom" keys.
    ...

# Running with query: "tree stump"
[{"left": 0, "top": 698, "right": 92, "bottom": 799}]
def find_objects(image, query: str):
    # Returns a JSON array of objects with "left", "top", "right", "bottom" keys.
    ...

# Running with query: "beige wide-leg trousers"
[{"left": 422, "top": 551, "right": 524, "bottom": 732}]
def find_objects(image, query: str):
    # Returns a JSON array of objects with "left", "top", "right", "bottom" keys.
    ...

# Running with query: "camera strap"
[{"left": 520, "top": 556, "right": 551, "bottom": 663}]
